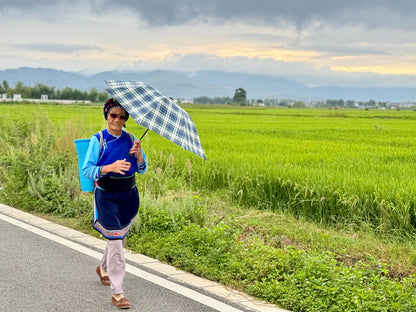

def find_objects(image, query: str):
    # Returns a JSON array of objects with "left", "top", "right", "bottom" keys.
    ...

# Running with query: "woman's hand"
[
  {"left": 129, "top": 140, "right": 144, "bottom": 163},
  {"left": 101, "top": 159, "right": 131, "bottom": 175}
]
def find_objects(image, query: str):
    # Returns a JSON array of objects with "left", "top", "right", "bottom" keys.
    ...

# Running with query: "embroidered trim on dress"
[{"left": 93, "top": 218, "right": 135, "bottom": 239}]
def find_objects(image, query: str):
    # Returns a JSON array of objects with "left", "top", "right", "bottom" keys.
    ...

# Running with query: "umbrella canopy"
[{"left": 105, "top": 80, "right": 206, "bottom": 160}]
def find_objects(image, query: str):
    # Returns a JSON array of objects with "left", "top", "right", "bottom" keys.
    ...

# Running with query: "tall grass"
[
  {"left": 2, "top": 104, "right": 416, "bottom": 238},
  {"left": 0, "top": 111, "right": 92, "bottom": 217}
]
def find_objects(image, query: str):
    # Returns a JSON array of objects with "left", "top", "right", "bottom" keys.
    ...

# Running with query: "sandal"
[
  {"left": 112, "top": 296, "right": 131, "bottom": 309},
  {"left": 96, "top": 265, "right": 110, "bottom": 286}
]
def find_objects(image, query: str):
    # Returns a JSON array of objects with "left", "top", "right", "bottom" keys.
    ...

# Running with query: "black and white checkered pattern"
[{"left": 105, "top": 80, "right": 206, "bottom": 160}]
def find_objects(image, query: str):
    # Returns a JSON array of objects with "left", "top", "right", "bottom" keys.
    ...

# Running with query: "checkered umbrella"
[{"left": 105, "top": 80, "right": 206, "bottom": 160}]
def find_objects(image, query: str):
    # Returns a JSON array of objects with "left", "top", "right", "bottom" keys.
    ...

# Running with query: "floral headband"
[{"left": 103, "top": 98, "right": 129, "bottom": 121}]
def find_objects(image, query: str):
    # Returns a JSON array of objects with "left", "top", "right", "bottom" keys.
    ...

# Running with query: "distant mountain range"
[{"left": 0, "top": 67, "right": 415, "bottom": 102}]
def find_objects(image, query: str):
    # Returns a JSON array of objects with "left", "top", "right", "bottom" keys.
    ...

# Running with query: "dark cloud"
[
  {"left": 0, "top": 0, "right": 70, "bottom": 11},
  {"left": 2, "top": 0, "right": 416, "bottom": 29},
  {"left": 94, "top": 0, "right": 416, "bottom": 29},
  {"left": 11, "top": 42, "right": 101, "bottom": 53}
]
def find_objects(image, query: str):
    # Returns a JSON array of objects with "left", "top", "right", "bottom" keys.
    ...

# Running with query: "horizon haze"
[{"left": 1, "top": 67, "right": 415, "bottom": 103}]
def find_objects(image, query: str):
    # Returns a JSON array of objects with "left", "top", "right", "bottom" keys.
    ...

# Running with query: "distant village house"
[{"left": 0, "top": 94, "right": 91, "bottom": 104}]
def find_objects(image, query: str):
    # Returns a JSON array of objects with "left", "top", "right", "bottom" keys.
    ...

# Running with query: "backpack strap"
[
  {"left": 99, "top": 130, "right": 103, "bottom": 149},
  {"left": 128, "top": 132, "right": 134, "bottom": 145},
  {"left": 98, "top": 130, "right": 134, "bottom": 157}
]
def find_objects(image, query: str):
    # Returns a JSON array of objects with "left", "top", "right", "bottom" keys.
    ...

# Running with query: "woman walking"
[{"left": 82, "top": 98, "right": 147, "bottom": 309}]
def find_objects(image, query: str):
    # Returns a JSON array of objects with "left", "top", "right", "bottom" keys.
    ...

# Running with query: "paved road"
[
  {"left": 0, "top": 218, "right": 221, "bottom": 312},
  {"left": 0, "top": 205, "right": 288, "bottom": 312}
]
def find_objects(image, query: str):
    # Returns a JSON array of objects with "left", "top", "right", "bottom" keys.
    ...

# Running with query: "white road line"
[{"left": 0, "top": 212, "right": 244, "bottom": 312}]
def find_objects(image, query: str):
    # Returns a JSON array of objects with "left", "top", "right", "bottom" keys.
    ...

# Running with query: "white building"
[{"left": 0, "top": 94, "right": 91, "bottom": 104}]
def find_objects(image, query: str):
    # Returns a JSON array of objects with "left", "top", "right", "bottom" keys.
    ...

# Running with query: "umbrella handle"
[
  {"left": 128, "top": 129, "right": 149, "bottom": 157},
  {"left": 139, "top": 129, "right": 149, "bottom": 141}
]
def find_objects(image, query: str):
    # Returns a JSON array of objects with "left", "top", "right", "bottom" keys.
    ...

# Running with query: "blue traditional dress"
[{"left": 82, "top": 129, "right": 147, "bottom": 240}]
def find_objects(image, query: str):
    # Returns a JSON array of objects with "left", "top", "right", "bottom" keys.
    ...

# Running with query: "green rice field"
[{"left": 3, "top": 104, "right": 416, "bottom": 237}]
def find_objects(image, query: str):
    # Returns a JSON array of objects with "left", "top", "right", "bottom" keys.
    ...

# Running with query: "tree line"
[
  {"left": 0, "top": 80, "right": 108, "bottom": 102},
  {"left": 197, "top": 88, "right": 392, "bottom": 109},
  {"left": 0, "top": 81, "right": 394, "bottom": 109},
  {"left": 193, "top": 88, "right": 248, "bottom": 105}
]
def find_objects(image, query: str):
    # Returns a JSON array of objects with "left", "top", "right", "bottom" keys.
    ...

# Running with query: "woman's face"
[{"left": 107, "top": 107, "right": 127, "bottom": 134}]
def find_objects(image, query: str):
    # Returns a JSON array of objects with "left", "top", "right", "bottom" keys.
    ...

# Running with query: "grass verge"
[{"left": 1, "top": 111, "right": 416, "bottom": 311}]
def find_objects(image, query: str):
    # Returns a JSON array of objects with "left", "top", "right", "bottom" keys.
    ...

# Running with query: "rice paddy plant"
[
  {"left": 186, "top": 107, "right": 416, "bottom": 237},
  {"left": 2, "top": 104, "right": 416, "bottom": 238},
  {"left": 3, "top": 104, "right": 416, "bottom": 311}
]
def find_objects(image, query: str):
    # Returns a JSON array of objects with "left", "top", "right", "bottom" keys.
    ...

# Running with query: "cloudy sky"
[{"left": 1, "top": 0, "right": 416, "bottom": 87}]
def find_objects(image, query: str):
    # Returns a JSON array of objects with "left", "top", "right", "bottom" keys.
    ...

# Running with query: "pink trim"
[{"left": 93, "top": 218, "right": 135, "bottom": 239}]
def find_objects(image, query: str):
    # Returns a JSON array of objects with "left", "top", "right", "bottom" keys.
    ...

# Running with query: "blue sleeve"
[
  {"left": 81, "top": 136, "right": 102, "bottom": 180},
  {"left": 137, "top": 149, "right": 148, "bottom": 174},
  {"left": 132, "top": 133, "right": 148, "bottom": 175}
]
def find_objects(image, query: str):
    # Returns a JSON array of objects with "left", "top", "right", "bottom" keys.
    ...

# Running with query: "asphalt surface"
[
  {"left": 0, "top": 205, "right": 288, "bottom": 312},
  {"left": 0, "top": 218, "right": 224, "bottom": 312}
]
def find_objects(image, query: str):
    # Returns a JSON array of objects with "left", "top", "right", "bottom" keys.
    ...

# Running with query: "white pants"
[{"left": 101, "top": 237, "right": 127, "bottom": 294}]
